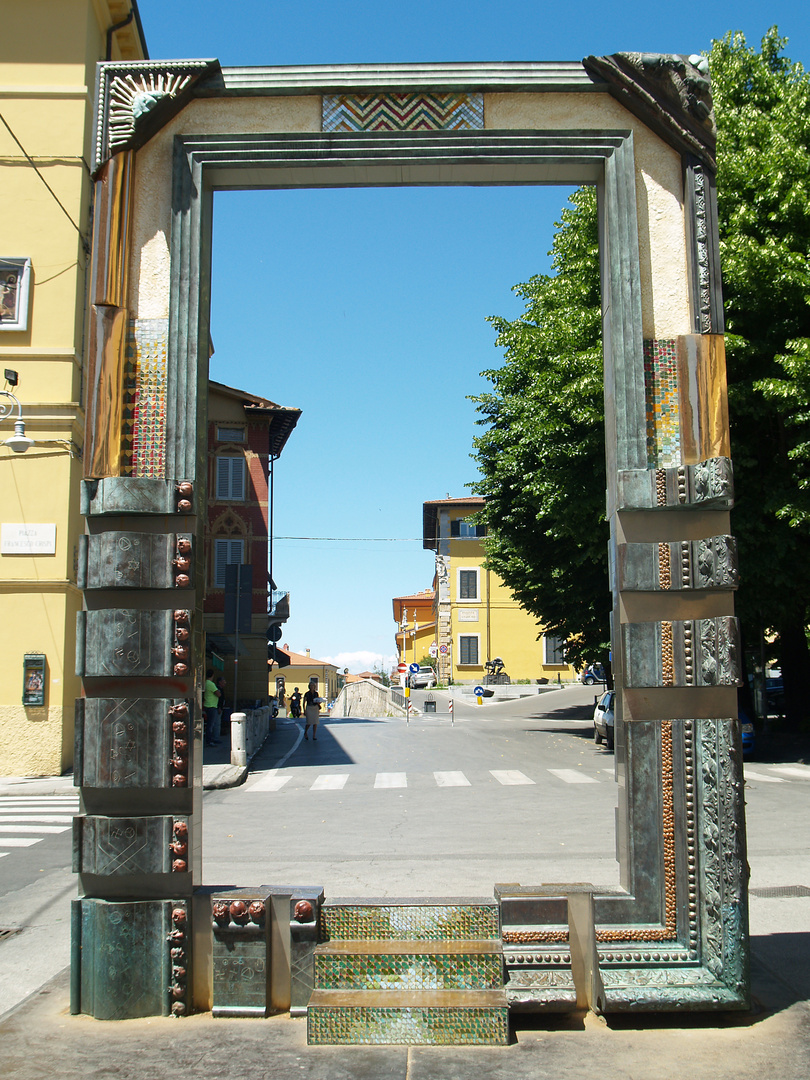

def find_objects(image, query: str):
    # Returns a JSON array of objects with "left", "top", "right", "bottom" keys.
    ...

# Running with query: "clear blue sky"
[{"left": 134, "top": 1, "right": 809, "bottom": 672}]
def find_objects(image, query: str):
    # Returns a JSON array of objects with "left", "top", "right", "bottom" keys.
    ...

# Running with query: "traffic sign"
[
  {"left": 439, "top": 645, "right": 448, "bottom": 654},
  {"left": 409, "top": 663, "right": 420, "bottom": 674},
  {"left": 474, "top": 686, "right": 485, "bottom": 696},
  {"left": 397, "top": 662, "right": 407, "bottom": 673},
  {"left": 429, "top": 645, "right": 438, "bottom": 658}
]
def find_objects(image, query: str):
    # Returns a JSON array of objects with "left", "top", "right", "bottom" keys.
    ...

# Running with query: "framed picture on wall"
[{"left": 0, "top": 258, "right": 32, "bottom": 331}]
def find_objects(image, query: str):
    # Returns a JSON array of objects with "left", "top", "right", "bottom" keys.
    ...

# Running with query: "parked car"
[
  {"left": 739, "top": 705, "right": 755, "bottom": 757},
  {"left": 580, "top": 664, "right": 606, "bottom": 686},
  {"left": 765, "top": 676, "right": 785, "bottom": 716},
  {"left": 593, "top": 690, "right": 615, "bottom": 751},
  {"left": 408, "top": 666, "right": 437, "bottom": 689}
]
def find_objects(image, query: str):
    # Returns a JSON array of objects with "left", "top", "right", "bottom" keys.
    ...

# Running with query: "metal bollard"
[{"left": 230, "top": 712, "right": 247, "bottom": 767}]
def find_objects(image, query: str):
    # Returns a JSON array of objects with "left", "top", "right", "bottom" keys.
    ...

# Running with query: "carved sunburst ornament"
[{"left": 108, "top": 71, "right": 193, "bottom": 152}]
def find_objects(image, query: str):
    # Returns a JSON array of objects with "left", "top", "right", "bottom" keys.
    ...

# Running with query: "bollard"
[{"left": 230, "top": 712, "right": 247, "bottom": 767}]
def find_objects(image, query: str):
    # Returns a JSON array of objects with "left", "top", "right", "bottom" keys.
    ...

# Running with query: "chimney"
[{"left": 306, "top": 648, "right": 310, "bottom": 657}]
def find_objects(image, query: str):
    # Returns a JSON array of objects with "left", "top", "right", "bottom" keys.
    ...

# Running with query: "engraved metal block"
[
  {"left": 76, "top": 608, "right": 175, "bottom": 677},
  {"left": 71, "top": 898, "right": 189, "bottom": 1019},
  {"left": 623, "top": 617, "right": 742, "bottom": 687},
  {"left": 81, "top": 477, "right": 194, "bottom": 516},
  {"left": 74, "top": 697, "right": 190, "bottom": 788},
  {"left": 78, "top": 532, "right": 193, "bottom": 590},
  {"left": 212, "top": 892, "right": 271, "bottom": 1017},
  {"left": 617, "top": 457, "right": 733, "bottom": 510},
  {"left": 73, "top": 814, "right": 188, "bottom": 875},
  {"left": 618, "top": 535, "right": 738, "bottom": 591}
]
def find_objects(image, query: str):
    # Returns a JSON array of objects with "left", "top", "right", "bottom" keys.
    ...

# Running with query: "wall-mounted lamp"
[{"left": 1, "top": 389, "right": 34, "bottom": 453}]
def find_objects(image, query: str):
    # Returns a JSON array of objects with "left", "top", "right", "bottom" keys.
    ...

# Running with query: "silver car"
[
  {"left": 408, "top": 666, "right": 437, "bottom": 689},
  {"left": 593, "top": 690, "right": 615, "bottom": 751}
]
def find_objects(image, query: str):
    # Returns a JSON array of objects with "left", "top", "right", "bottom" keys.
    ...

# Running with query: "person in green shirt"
[{"left": 203, "top": 669, "right": 221, "bottom": 746}]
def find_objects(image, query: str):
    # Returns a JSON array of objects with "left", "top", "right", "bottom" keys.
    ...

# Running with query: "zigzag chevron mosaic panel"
[
  {"left": 121, "top": 318, "right": 168, "bottom": 479},
  {"left": 323, "top": 93, "right": 484, "bottom": 132},
  {"left": 644, "top": 338, "right": 680, "bottom": 469}
]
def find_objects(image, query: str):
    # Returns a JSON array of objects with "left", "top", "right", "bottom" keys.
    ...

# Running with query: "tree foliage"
[{"left": 472, "top": 29, "right": 810, "bottom": 710}]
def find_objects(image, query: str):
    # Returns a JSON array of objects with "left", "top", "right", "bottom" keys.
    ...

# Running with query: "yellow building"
[
  {"left": 0, "top": 2, "right": 147, "bottom": 775},
  {"left": 274, "top": 647, "right": 339, "bottom": 705},
  {"left": 422, "top": 497, "right": 576, "bottom": 685},
  {"left": 392, "top": 589, "right": 435, "bottom": 672}
]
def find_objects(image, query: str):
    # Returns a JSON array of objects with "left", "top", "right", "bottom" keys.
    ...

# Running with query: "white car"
[
  {"left": 408, "top": 666, "right": 437, "bottom": 689},
  {"left": 593, "top": 690, "right": 615, "bottom": 751}
]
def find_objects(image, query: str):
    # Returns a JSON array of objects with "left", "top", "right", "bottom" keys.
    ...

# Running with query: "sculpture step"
[
  {"left": 314, "top": 939, "right": 503, "bottom": 991},
  {"left": 319, "top": 900, "right": 500, "bottom": 942},
  {"left": 307, "top": 989, "right": 509, "bottom": 1045}
]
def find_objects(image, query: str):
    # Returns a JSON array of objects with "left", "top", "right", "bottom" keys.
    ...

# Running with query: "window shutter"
[
  {"left": 214, "top": 538, "right": 245, "bottom": 588},
  {"left": 216, "top": 456, "right": 246, "bottom": 500}
]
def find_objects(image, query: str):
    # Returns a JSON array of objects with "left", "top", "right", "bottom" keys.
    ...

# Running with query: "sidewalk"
[{"left": 0, "top": 931, "right": 808, "bottom": 1080}]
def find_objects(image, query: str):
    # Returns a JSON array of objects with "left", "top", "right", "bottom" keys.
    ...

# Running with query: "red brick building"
[{"left": 203, "top": 380, "right": 300, "bottom": 707}]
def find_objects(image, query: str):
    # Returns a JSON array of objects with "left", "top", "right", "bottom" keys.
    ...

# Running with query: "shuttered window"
[
  {"left": 544, "top": 635, "right": 566, "bottom": 665},
  {"left": 459, "top": 635, "right": 479, "bottom": 665},
  {"left": 458, "top": 569, "right": 478, "bottom": 600},
  {"left": 216, "top": 456, "right": 246, "bottom": 500},
  {"left": 213, "top": 538, "right": 245, "bottom": 588}
]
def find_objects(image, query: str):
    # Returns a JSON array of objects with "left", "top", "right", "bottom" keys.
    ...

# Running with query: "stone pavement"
[{"left": 0, "top": 941, "right": 808, "bottom": 1080}]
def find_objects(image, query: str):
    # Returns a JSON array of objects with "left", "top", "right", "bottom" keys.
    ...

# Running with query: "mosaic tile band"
[
  {"left": 307, "top": 1004, "right": 509, "bottom": 1045},
  {"left": 315, "top": 952, "right": 502, "bottom": 991},
  {"left": 320, "top": 904, "right": 499, "bottom": 942},
  {"left": 122, "top": 318, "right": 168, "bottom": 478},
  {"left": 323, "top": 93, "right": 484, "bottom": 132},
  {"left": 644, "top": 338, "right": 680, "bottom": 469}
]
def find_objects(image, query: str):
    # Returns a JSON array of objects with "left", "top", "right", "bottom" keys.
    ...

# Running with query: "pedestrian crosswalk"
[
  {"left": 0, "top": 795, "right": 79, "bottom": 858},
  {"left": 245, "top": 760, "right": 810, "bottom": 794},
  {"left": 249, "top": 767, "right": 588, "bottom": 793}
]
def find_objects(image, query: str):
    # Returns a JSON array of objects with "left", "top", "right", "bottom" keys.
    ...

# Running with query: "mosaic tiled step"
[
  {"left": 315, "top": 940, "right": 503, "bottom": 991},
  {"left": 319, "top": 901, "right": 500, "bottom": 942},
  {"left": 307, "top": 990, "right": 509, "bottom": 1046}
]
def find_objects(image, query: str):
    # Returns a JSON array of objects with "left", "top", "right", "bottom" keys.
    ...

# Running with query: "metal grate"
[{"left": 749, "top": 885, "right": 810, "bottom": 898}]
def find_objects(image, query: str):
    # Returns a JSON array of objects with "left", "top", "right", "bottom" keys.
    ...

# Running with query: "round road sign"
[
  {"left": 474, "top": 685, "right": 485, "bottom": 696},
  {"left": 409, "top": 663, "right": 420, "bottom": 674},
  {"left": 397, "top": 663, "right": 407, "bottom": 673}
]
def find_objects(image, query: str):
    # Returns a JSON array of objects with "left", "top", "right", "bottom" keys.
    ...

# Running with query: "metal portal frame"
[{"left": 72, "top": 59, "right": 748, "bottom": 1019}]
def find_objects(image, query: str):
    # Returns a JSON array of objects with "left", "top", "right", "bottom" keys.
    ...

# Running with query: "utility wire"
[{"left": 0, "top": 111, "right": 90, "bottom": 255}]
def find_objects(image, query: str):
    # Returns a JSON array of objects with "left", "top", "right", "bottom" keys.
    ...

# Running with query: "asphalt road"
[
  {"left": 204, "top": 686, "right": 621, "bottom": 896},
  {"left": 1, "top": 685, "right": 808, "bottom": 1017}
]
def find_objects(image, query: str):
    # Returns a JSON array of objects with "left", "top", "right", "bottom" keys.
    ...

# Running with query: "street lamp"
[{"left": 1, "top": 390, "right": 34, "bottom": 453}]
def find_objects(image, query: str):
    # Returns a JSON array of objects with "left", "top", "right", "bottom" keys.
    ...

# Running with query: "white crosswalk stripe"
[
  {"left": 743, "top": 770, "right": 785, "bottom": 784},
  {"left": 434, "top": 771, "right": 471, "bottom": 787},
  {"left": 547, "top": 768, "right": 599, "bottom": 785},
  {"left": 247, "top": 771, "right": 292, "bottom": 792},
  {"left": 374, "top": 773, "right": 407, "bottom": 789},
  {"left": 0, "top": 794, "right": 79, "bottom": 858},
  {"left": 768, "top": 765, "right": 810, "bottom": 780},
  {"left": 310, "top": 774, "right": 349, "bottom": 791},
  {"left": 490, "top": 770, "right": 535, "bottom": 785}
]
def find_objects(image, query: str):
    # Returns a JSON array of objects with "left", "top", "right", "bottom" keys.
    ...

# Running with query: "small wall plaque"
[{"left": 2, "top": 523, "right": 56, "bottom": 554}]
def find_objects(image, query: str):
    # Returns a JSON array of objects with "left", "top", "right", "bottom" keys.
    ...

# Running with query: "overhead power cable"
[{"left": 0, "top": 111, "right": 90, "bottom": 254}]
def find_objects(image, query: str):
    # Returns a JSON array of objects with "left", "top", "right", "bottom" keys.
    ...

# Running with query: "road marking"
[
  {"left": 247, "top": 772, "right": 292, "bottom": 792},
  {"left": 0, "top": 799, "right": 80, "bottom": 806},
  {"left": 490, "top": 770, "right": 535, "bottom": 786},
  {"left": 375, "top": 773, "right": 407, "bottom": 788},
  {"left": 0, "top": 815, "right": 74, "bottom": 824},
  {"left": 743, "top": 770, "right": 785, "bottom": 784},
  {"left": 0, "top": 824, "right": 72, "bottom": 834},
  {"left": 547, "top": 769, "right": 599, "bottom": 785},
  {"left": 0, "top": 837, "right": 40, "bottom": 847},
  {"left": 0, "top": 851, "right": 8, "bottom": 857},
  {"left": 768, "top": 766, "right": 810, "bottom": 780},
  {"left": 434, "top": 771, "right": 470, "bottom": 787},
  {"left": 311, "top": 774, "right": 349, "bottom": 791}
]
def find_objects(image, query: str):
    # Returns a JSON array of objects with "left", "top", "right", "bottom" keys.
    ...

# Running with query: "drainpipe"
[{"left": 106, "top": 11, "right": 134, "bottom": 61}]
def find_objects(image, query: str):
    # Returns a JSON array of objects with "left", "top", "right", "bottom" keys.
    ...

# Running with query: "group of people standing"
[{"left": 287, "top": 683, "right": 322, "bottom": 740}]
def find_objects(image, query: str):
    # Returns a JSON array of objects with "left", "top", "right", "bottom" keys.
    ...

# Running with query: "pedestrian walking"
[
  {"left": 203, "top": 669, "right": 222, "bottom": 746},
  {"left": 302, "top": 684, "right": 322, "bottom": 741},
  {"left": 289, "top": 687, "right": 302, "bottom": 719}
]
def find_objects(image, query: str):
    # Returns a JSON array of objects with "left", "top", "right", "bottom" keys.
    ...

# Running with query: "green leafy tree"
[
  {"left": 471, "top": 187, "right": 611, "bottom": 673},
  {"left": 472, "top": 30, "right": 810, "bottom": 718},
  {"left": 711, "top": 28, "right": 810, "bottom": 719}
]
